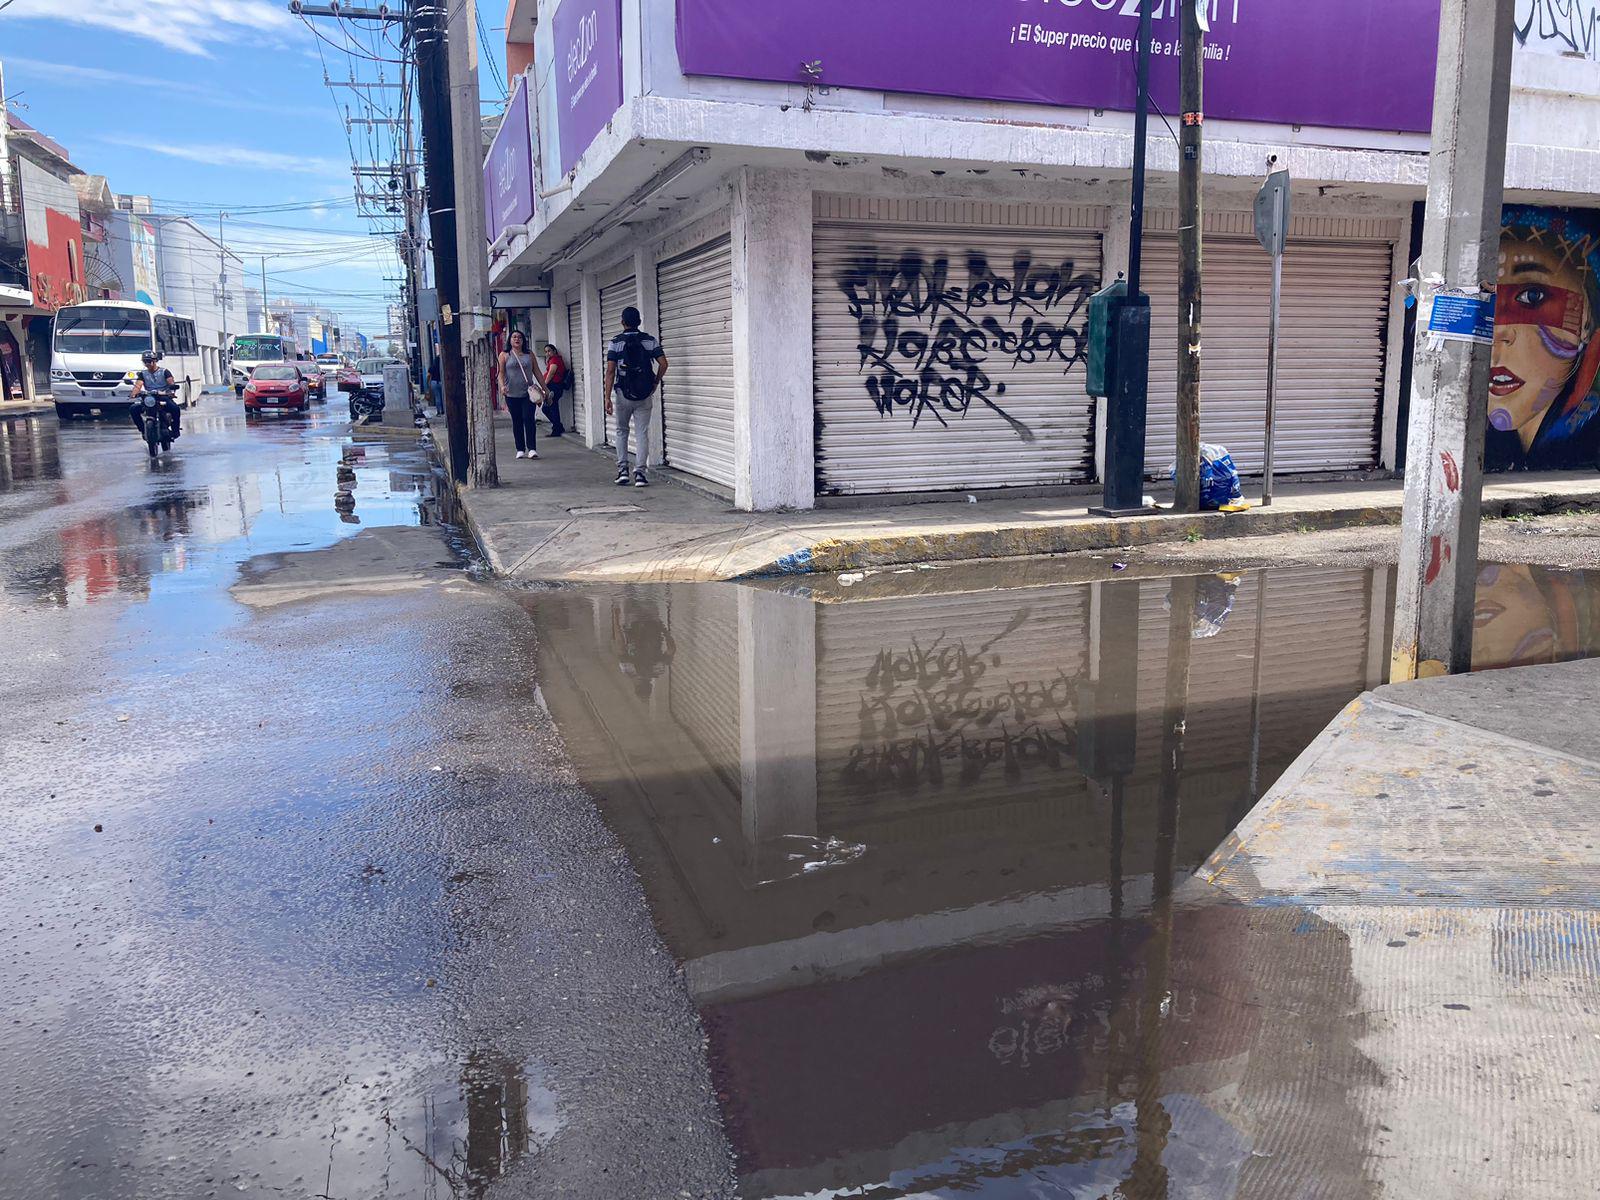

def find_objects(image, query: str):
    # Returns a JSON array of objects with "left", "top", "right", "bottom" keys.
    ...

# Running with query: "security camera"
[
  {"left": 1267, "top": 153, "right": 1279, "bottom": 167},
  {"left": 289, "top": 0, "right": 304, "bottom": 11},
  {"left": 377, "top": 2, "right": 391, "bottom": 15}
]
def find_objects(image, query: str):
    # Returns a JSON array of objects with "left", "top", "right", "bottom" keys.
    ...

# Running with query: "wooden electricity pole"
[
  {"left": 1173, "top": 0, "right": 1203, "bottom": 512},
  {"left": 411, "top": 0, "right": 470, "bottom": 484}
]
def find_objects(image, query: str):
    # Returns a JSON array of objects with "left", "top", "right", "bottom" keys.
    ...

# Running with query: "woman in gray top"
[{"left": 498, "top": 330, "right": 546, "bottom": 459}]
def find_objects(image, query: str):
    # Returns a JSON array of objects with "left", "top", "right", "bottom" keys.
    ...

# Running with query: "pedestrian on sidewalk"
[
  {"left": 604, "top": 306, "right": 668, "bottom": 487},
  {"left": 499, "top": 330, "right": 545, "bottom": 460},
  {"left": 540, "top": 341, "right": 568, "bottom": 438}
]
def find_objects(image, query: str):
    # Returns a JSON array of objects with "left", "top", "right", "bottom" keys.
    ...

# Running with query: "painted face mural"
[
  {"left": 1472, "top": 564, "right": 1600, "bottom": 671},
  {"left": 1488, "top": 207, "right": 1600, "bottom": 470}
]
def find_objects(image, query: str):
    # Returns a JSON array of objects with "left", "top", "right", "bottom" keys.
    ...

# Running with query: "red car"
[{"left": 243, "top": 365, "right": 310, "bottom": 413}]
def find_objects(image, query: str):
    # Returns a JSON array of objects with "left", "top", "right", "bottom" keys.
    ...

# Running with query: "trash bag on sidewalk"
[{"left": 1169, "top": 443, "right": 1243, "bottom": 510}]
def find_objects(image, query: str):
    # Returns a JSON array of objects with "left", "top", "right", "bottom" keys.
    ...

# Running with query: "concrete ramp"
[{"left": 1196, "top": 658, "right": 1600, "bottom": 1198}]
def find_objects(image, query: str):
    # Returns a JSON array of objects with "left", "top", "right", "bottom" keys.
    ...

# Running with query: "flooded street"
[
  {"left": 3, "top": 402, "right": 1600, "bottom": 1198},
  {"left": 526, "top": 561, "right": 1600, "bottom": 1198},
  {"left": 0, "top": 403, "right": 729, "bottom": 1199}
]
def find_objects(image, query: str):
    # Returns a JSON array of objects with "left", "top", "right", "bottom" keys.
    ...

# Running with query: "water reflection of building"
[{"left": 531, "top": 567, "right": 1400, "bottom": 1195}]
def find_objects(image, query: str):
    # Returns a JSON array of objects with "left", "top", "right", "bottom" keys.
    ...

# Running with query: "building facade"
[
  {"left": 489, "top": 0, "right": 1600, "bottom": 509},
  {"left": 149, "top": 213, "right": 245, "bottom": 386}
]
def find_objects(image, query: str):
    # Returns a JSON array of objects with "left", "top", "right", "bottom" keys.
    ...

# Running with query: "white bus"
[
  {"left": 50, "top": 300, "right": 202, "bottom": 419},
  {"left": 229, "top": 332, "right": 301, "bottom": 396}
]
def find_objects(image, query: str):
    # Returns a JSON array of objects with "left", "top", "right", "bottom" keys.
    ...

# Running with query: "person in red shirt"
[{"left": 540, "top": 341, "right": 568, "bottom": 438}]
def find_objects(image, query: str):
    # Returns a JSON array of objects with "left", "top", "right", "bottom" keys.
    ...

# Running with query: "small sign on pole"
[{"left": 1254, "top": 167, "right": 1291, "bottom": 505}]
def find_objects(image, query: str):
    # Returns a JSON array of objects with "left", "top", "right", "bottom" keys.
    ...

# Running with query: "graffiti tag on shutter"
[{"left": 835, "top": 250, "right": 1097, "bottom": 444}]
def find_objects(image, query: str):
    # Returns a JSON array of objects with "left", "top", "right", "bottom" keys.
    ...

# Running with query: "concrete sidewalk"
[
  {"left": 1192, "top": 657, "right": 1600, "bottom": 1195},
  {"left": 440, "top": 411, "right": 1600, "bottom": 582}
]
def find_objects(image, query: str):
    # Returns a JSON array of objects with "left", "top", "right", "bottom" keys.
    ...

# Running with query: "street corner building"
[{"left": 482, "top": 0, "right": 1600, "bottom": 511}]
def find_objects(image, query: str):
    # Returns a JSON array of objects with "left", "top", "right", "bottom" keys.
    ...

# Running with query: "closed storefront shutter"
[
  {"left": 565, "top": 297, "right": 584, "bottom": 428},
  {"left": 1144, "top": 235, "right": 1393, "bottom": 475},
  {"left": 813, "top": 588, "right": 1092, "bottom": 844},
  {"left": 599, "top": 275, "right": 637, "bottom": 447},
  {"left": 657, "top": 237, "right": 736, "bottom": 488},
  {"left": 813, "top": 199, "right": 1103, "bottom": 495}
]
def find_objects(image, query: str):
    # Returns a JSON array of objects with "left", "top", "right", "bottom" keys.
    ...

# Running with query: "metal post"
[
  {"left": 1174, "top": 0, "right": 1203, "bottom": 513},
  {"left": 1094, "top": 0, "right": 1155, "bottom": 516},
  {"left": 1263, "top": 211, "right": 1282, "bottom": 505},
  {"left": 1392, "top": 0, "right": 1516, "bottom": 680},
  {"left": 260, "top": 257, "right": 269, "bottom": 334}
]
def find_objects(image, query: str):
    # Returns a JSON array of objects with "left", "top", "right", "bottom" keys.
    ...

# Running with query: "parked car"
[
  {"left": 351, "top": 357, "right": 403, "bottom": 406},
  {"left": 336, "top": 363, "right": 362, "bottom": 394},
  {"left": 243, "top": 364, "right": 310, "bottom": 413}
]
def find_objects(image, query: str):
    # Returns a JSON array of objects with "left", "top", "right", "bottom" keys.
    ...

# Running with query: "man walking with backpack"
[{"left": 604, "top": 306, "right": 669, "bottom": 487}]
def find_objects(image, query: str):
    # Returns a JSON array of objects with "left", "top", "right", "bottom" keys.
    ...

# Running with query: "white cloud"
[
  {"left": 3, "top": 0, "right": 297, "bottom": 58},
  {"left": 1, "top": 57, "right": 335, "bottom": 121},
  {"left": 112, "top": 138, "right": 350, "bottom": 179}
]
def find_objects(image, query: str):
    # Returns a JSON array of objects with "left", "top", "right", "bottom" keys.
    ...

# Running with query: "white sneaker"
[
  {"left": 528, "top": 449, "right": 539, "bottom": 459},
  {"left": 515, "top": 450, "right": 526, "bottom": 459}
]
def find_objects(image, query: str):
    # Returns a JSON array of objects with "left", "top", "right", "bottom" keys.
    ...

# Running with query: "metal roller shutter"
[
  {"left": 813, "top": 588, "right": 1092, "bottom": 842},
  {"left": 1144, "top": 236, "right": 1392, "bottom": 475},
  {"left": 657, "top": 237, "right": 735, "bottom": 488},
  {"left": 599, "top": 275, "right": 637, "bottom": 448},
  {"left": 665, "top": 586, "right": 742, "bottom": 800},
  {"left": 814, "top": 221, "right": 1102, "bottom": 495},
  {"left": 564, "top": 297, "right": 584, "bottom": 432}
]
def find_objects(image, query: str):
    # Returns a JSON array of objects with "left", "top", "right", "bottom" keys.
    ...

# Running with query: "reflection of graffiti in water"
[
  {"left": 844, "top": 616, "right": 1080, "bottom": 790},
  {"left": 1473, "top": 563, "right": 1600, "bottom": 669},
  {"left": 835, "top": 250, "right": 1097, "bottom": 443}
]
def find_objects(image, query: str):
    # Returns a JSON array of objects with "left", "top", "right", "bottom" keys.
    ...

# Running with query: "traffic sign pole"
[{"left": 1254, "top": 167, "right": 1290, "bottom": 506}]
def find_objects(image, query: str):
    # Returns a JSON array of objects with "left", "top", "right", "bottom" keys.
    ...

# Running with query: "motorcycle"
[
  {"left": 133, "top": 389, "right": 179, "bottom": 459},
  {"left": 349, "top": 388, "right": 384, "bottom": 423}
]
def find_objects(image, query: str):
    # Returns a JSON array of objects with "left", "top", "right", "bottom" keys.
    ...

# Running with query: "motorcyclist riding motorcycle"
[{"left": 130, "top": 350, "right": 181, "bottom": 441}]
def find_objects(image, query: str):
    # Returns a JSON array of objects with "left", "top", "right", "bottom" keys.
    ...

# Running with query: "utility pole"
[
  {"left": 1094, "top": 0, "right": 1155, "bottom": 516},
  {"left": 1391, "top": 0, "right": 1516, "bottom": 680},
  {"left": 412, "top": 0, "right": 471, "bottom": 483},
  {"left": 446, "top": 0, "right": 498, "bottom": 487},
  {"left": 1173, "top": 0, "right": 1204, "bottom": 513},
  {"left": 218, "top": 214, "right": 230, "bottom": 379},
  {"left": 260, "top": 257, "right": 269, "bottom": 334}
]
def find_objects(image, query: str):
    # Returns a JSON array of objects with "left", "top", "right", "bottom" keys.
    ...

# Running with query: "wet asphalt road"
[{"left": 0, "top": 399, "right": 734, "bottom": 1199}]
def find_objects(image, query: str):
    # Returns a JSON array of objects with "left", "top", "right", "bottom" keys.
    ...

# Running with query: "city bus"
[
  {"left": 50, "top": 300, "right": 203, "bottom": 419},
  {"left": 229, "top": 332, "right": 301, "bottom": 396}
]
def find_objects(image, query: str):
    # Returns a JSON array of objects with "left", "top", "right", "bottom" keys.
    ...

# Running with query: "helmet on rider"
[{"left": 141, "top": 351, "right": 160, "bottom": 366}]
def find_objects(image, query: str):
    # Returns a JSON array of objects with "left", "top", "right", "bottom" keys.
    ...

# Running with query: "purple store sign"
[
  {"left": 677, "top": 0, "right": 1440, "bottom": 134},
  {"left": 485, "top": 75, "right": 535, "bottom": 245},
  {"left": 555, "top": 0, "right": 624, "bottom": 178}
]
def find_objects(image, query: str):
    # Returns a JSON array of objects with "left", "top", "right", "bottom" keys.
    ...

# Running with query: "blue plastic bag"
[{"left": 1170, "top": 442, "right": 1242, "bottom": 510}]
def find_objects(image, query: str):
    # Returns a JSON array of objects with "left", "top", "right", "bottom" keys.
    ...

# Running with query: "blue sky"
[{"left": 1, "top": 0, "right": 508, "bottom": 341}]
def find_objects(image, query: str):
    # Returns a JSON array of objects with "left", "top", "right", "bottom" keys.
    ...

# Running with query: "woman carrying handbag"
[{"left": 498, "top": 330, "right": 546, "bottom": 459}]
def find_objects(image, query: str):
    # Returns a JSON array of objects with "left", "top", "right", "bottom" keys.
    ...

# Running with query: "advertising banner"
[
  {"left": 485, "top": 74, "right": 536, "bottom": 244},
  {"left": 131, "top": 217, "right": 160, "bottom": 308},
  {"left": 554, "top": 0, "right": 624, "bottom": 177},
  {"left": 676, "top": 0, "right": 1441, "bottom": 134}
]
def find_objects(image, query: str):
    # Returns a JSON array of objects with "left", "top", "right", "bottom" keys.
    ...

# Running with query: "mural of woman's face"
[
  {"left": 1492, "top": 236, "right": 1592, "bottom": 449},
  {"left": 1473, "top": 564, "right": 1559, "bottom": 670}
]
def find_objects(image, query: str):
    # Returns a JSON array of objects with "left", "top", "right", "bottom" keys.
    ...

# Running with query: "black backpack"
[{"left": 616, "top": 331, "right": 658, "bottom": 402}]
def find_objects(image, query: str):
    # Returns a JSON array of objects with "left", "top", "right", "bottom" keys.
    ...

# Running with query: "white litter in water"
[{"left": 837, "top": 572, "right": 865, "bottom": 585}]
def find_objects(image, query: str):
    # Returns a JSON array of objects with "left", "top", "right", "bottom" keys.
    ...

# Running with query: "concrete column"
[
  {"left": 1379, "top": 210, "right": 1414, "bottom": 471},
  {"left": 1096, "top": 204, "right": 1133, "bottom": 483},
  {"left": 736, "top": 585, "right": 818, "bottom": 875},
  {"left": 579, "top": 271, "right": 605, "bottom": 447},
  {"left": 731, "top": 168, "right": 813, "bottom": 512},
  {"left": 1392, "top": 0, "right": 1515, "bottom": 680},
  {"left": 633, "top": 245, "right": 665, "bottom": 467}
]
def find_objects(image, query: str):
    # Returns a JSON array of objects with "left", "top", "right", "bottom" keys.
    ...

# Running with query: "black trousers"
[
  {"left": 543, "top": 381, "right": 567, "bottom": 436},
  {"left": 505, "top": 393, "right": 537, "bottom": 452}
]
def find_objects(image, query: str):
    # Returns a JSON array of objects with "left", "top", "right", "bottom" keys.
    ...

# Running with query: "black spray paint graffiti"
[
  {"left": 841, "top": 612, "right": 1083, "bottom": 792},
  {"left": 835, "top": 250, "right": 1097, "bottom": 443},
  {"left": 1516, "top": 0, "right": 1600, "bottom": 59}
]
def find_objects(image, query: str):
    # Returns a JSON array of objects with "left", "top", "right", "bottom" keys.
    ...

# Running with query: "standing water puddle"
[{"left": 524, "top": 562, "right": 1600, "bottom": 1198}]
